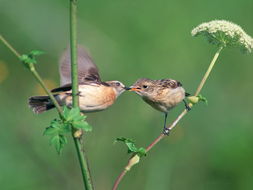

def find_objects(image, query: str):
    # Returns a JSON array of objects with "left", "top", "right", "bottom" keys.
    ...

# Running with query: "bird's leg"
[
  {"left": 183, "top": 99, "right": 191, "bottom": 111},
  {"left": 163, "top": 113, "right": 170, "bottom": 135}
]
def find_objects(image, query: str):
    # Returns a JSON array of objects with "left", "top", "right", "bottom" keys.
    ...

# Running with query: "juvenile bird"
[
  {"left": 29, "top": 45, "right": 127, "bottom": 113},
  {"left": 129, "top": 78, "right": 190, "bottom": 134}
]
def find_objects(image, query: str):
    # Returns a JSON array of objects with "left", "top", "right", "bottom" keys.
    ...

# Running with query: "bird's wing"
[
  {"left": 158, "top": 79, "right": 179, "bottom": 89},
  {"left": 59, "top": 45, "right": 101, "bottom": 86},
  {"left": 51, "top": 83, "right": 72, "bottom": 93}
]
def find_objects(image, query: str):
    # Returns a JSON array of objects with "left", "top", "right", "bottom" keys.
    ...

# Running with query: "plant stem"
[
  {"left": 195, "top": 46, "right": 223, "bottom": 96},
  {"left": 70, "top": 0, "right": 79, "bottom": 108},
  {"left": 112, "top": 169, "right": 128, "bottom": 190},
  {"left": 69, "top": 1, "right": 94, "bottom": 190},
  {"left": 0, "top": 35, "right": 63, "bottom": 116},
  {"left": 0, "top": 35, "right": 20, "bottom": 58},
  {"left": 112, "top": 46, "right": 223, "bottom": 190}
]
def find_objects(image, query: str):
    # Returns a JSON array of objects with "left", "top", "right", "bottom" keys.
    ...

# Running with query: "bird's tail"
[{"left": 28, "top": 96, "right": 56, "bottom": 114}]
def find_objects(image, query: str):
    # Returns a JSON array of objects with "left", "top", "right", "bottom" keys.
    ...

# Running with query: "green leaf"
[
  {"left": 115, "top": 137, "right": 147, "bottom": 157},
  {"left": 43, "top": 127, "right": 59, "bottom": 136},
  {"left": 44, "top": 118, "right": 71, "bottom": 154},
  {"left": 68, "top": 107, "right": 81, "bottom": 121},
  {"left": 20, "top": 54, "right": 36, "bottom": 65},
  {"left": 73, "top": 121, "right": 92, "bottom": 132},
  {"left": 30, "top": 50, "right": 44, "bottom": 56},
  {"left": 60, "top": 135, "right": 68, "bottom": 145},
  {"left": 62, "top": 106, "right": 70, "bottom": 119},
  {"left": 197, "top": 94, "right": 208, "bottom": 105},
  {"left": 137, "top": 148, "right": 147, "bottom": 157},
  {"left": 50, "top": 135, "right": 67, "bottom": 154},
  {"left": 62, "top": 106, "right": 92, "bottom": 132}
]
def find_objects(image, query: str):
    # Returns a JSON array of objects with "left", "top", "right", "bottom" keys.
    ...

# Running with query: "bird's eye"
[
  {"left": 143, "top": 85, "right": 148, "bottom": 89},
  {"left": 116, "top": 82, "right": 121, "bottom": 86}
]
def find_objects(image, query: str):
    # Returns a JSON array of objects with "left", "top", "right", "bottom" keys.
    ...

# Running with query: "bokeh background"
[{"left": 1, "top": 0, "right": 253, "bottom": 189}]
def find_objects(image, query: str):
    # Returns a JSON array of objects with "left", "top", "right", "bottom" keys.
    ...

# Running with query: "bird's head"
[
  {"left": 128, "top": 78, "right": 157, "bottom": 97},
  {"left": 128, "top": 78, "right": 183, "bottom": 98},
  {"left": 106, "top": 80, "right": 128, "bottom": 97}
]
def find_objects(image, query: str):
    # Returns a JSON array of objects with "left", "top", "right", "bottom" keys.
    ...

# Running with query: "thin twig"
[
  {"left": 0, "top": 35, "right": 21, "bottom": 58},
  {"left": 112, "top": 46, "right": 223, "bottom": 190},
  {"left": 69, "top": 0, "right": 94, "bottom": 190},
  {"left": 0, "top": 35, "right": 63, "bottom": 116},
  {"left": 112, "top": 170, "right": 128, "bottom": 190}
]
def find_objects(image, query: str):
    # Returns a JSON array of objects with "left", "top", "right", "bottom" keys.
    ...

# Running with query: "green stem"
[
  {"left": 30, "top": 68, "right": 63, "bottom": 115},
  {"left": 69, "top": 1, "right": 94, "bottom": 190},
  {"left": 0, "top": 34, "right": 63, "bottom": 117},
  {"left": 70, "top": 0, "right": 79, "bottom": 108},
  {"left": 194, "top": 46, "right": 223, "bottom": 96},
  {"left": 112, "top": 46, "right": 224, "bottom": 190},
  {"left": 0, "top": 35, "right": 20, "bottom": 58}
]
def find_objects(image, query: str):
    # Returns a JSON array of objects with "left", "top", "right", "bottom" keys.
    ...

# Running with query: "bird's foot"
[
  {"left": 183, "top": 99, "right": 191, "bottom": 112},
  {"left": 185, "top": 104, "right": 191, "bottom": 111},
  {"left": 163, "top": 127, "right": 171, "bottom": 135}
]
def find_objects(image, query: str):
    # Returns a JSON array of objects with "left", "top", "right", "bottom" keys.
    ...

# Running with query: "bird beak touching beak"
[
  {"left": 128, "top": 86, "right": 141, "bottom": 92},
  {"left": 124, "top": 87, "right": 131, "bottom": 90}
]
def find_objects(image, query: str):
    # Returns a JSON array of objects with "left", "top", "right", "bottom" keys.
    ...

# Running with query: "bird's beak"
[
  {"left": 123, "top": 86, "right": 131, "bottom": 90},
  {"left": 128, "top": 86, "right": 141, "bottom": 92}
]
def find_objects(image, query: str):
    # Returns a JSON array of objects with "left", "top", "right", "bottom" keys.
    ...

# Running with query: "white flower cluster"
[{"left": 191, "top": 20, "right": 253, "bottom": 53}]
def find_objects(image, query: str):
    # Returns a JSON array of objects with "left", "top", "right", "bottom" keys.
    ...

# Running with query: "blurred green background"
[{"left": 1, "top": 0, "right": 253, "bottom": 189}]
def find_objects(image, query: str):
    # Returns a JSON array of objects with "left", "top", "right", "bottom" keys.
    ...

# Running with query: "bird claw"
[
  {"left": 183, "top": 99, "right": 191, "bottom": 112},
  {"left": 163, "top": 127, "right": 171, "bottom": 135},
  {"left": 185, "top": 104, "right": 191, "bottom": 112}
]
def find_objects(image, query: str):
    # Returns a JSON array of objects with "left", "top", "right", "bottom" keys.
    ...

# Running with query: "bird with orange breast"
[{"left": 29, "top": 45, "right": 128, "bottom": 113}]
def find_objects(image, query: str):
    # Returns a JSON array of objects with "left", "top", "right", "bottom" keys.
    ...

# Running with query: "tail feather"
[{"left": 28, "top": 96, "right": 56, "bottom": 114}]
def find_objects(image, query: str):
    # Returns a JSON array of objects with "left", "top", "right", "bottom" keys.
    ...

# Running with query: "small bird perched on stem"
[
  {"left": 129, "top": 78, "right": 190, "bottom": 134},
  {"left": 29, "top": 45, "right": 127, "bottom": 113}
]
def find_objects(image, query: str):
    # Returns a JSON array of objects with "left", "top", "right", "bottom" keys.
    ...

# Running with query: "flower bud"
[
  {"left": 125, "top": 155, "right": 140, "bottom": 171},
  {"left": 187, "top": 96, "right": 199, "bottom": 104}
]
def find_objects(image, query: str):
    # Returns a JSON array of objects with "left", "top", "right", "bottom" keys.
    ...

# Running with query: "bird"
[
  {"left": 28, "top": 45, "right": 128, "bottom": 114},
  {"left": 128, "top": 78, "right": 190, "bottom": 134}
]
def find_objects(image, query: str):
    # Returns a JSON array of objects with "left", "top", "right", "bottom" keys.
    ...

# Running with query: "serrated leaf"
[
  {"left": 60, "top": 135, "right": 68, "bottom": 144},
  {"left": 116, "top": 137, "right": 147, "bottom": 157},
  {"left": 60, "top": 123, "right": 72, "bottom": 134},
  {"left": 43, "top": 127, "right": 59, "bottom": 136},
  {"left": 50, "top": 135, "right": 61, "bottom": 153},
  {"left": 73, "top": 121, "right": 92, "bottom": 131},
  {"left": 63, "top": 106, "right": 70, "bottom": 119},
  {"left": 50, "top": 135, "right": 67, "bottom": 154},
  {"left": 67, "top": 107, "right": 81, "bottom": 121},
  {"left": 50, "top": 119, "right": 62, "bottom": 128}
]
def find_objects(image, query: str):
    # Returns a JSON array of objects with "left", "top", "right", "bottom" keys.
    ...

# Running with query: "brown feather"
[{"left": 59, "top": 45, "right": 101, "bottom": 85}]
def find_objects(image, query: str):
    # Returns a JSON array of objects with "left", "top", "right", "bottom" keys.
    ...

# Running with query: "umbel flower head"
[{"left": 191, "top": 20, "right": 253, "bottom": 53}]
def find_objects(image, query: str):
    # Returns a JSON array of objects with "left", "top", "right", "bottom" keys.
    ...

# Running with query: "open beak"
[{"left": 128, "top": 86, "right": 141, "bottom": 92}]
